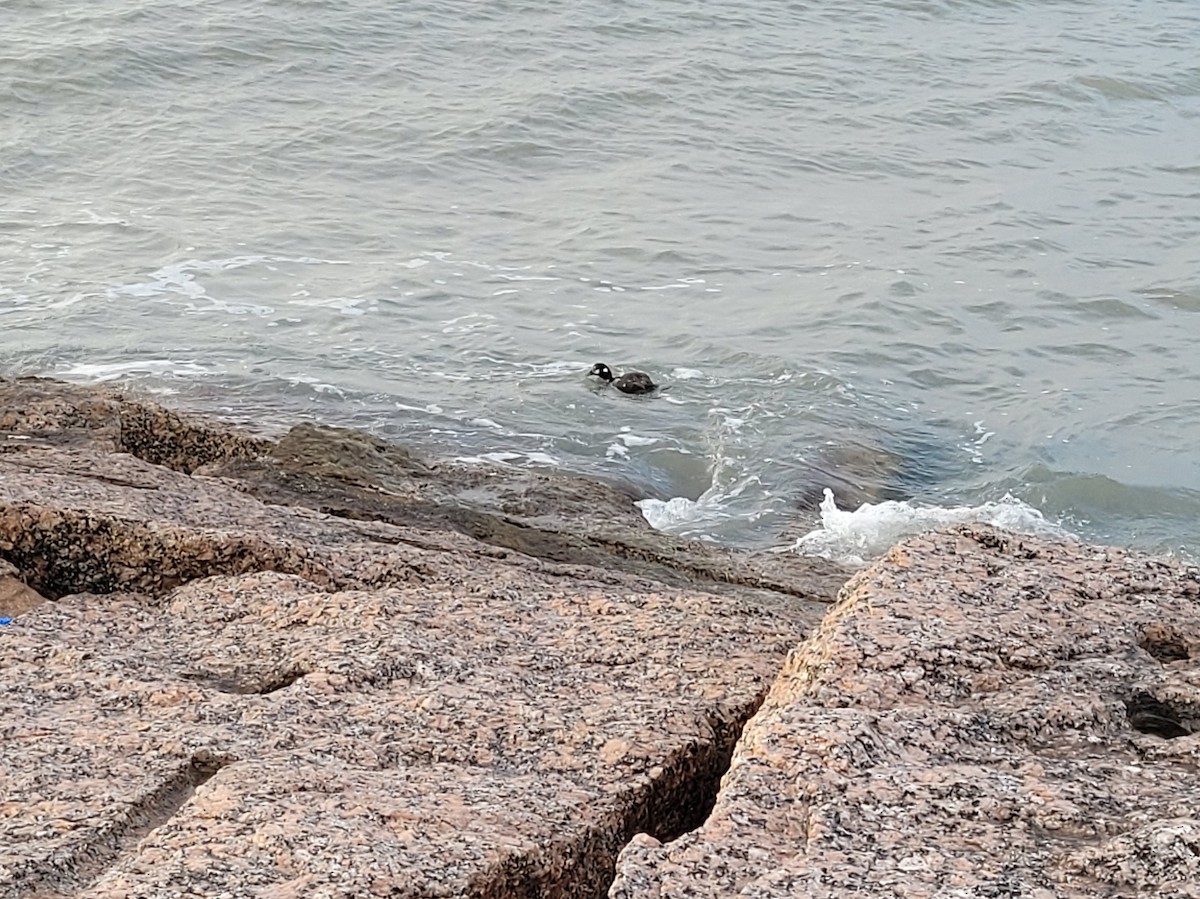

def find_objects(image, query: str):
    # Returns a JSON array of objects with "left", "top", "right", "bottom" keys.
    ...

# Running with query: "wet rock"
[
  {"left": 0, "top": 558, "right": 46, "bottom": 616},
  {"left": 788, "top": 439, "right": 910, "bottom": 513},
  {"left": 0, "top": 375, "right": 267, "bottom": 471},
  {"left": 0, "top": 377, "right": 842, "bottom": 898},
  {"left": 0, "top": 378, "right": 849, "bottom": 603},
  {"left": 214, "top": 421, "right": 849, "bottom": 602},
  {"left": 610, "top": 525, "right": 1200, "bottom": 898}
]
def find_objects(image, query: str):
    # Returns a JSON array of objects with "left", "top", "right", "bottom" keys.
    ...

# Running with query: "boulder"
[
  {"left": 610, "top": 526, "right": 1200, "bottom": 898},
  {"left": 0, "top": 558, "right": 46, "bottom": 617},
  {"left": 0, "top": 377, "right": 844, "bottom": 898}
]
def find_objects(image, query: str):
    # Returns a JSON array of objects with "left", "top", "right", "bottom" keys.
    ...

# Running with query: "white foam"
[
  {"left": 106, "top": 254, "right": 340, "bottom": 316},
  {"left": 637, "top": 475, "right": 760, "bottom": 535},
  {"left": 440, "top": 312, "right": 496, "bottom": 334},
  {"left": 58, "top": 359, "right": 212, "bottom": 381},
  {"left": 496, "top": 273, "right": 560, "bottom": 282},
  {"left": 456, "top": 451, "right": 523, "bottom": 464},
  {"left": 286, "top": 295, "right": 372, "bottom": 316},
  {"left": 789, "top": 489, "right": 1070, "bottom": 568},
  {"left": 638, "top": 496, "right": 707, "bottom": 530},
  {"left": 963, "top": 419, "right": 996, "bottom": 464},
  {"left": 618, "top": 433, "right": 658, "bottom": 447},
  {"left": 284, "top": 376, "right": 346, "bottom": 396},
  {"left": 394, "top": 401, "right": 443, "bottom": 415},
  {"left": 454, "top": 450, "right": 560, "bottom": 467}
]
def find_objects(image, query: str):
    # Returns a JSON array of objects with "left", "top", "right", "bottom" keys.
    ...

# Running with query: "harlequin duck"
[{"left": 588, "top": 362, "right": 657, "bottom": 395}]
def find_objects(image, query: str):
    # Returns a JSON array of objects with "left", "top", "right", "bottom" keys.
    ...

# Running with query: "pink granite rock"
[
  {"left": 0, "top": 378, "right": 840, "bottom": 898},
  {"left": 610, "top": 526, "right": 1200, "bottom": 898},
  {"left": 0, "top": 558, "right": 45, "bottom": 616}
]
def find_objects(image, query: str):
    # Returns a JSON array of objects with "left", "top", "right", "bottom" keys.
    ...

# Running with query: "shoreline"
[{"left": 2, "top": 377, "right": 1198, "bottom": 898}]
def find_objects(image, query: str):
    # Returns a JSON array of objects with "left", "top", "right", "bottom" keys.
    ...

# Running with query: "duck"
[{"left": 588, "top": 362, "right": 657, "bottom": 395}]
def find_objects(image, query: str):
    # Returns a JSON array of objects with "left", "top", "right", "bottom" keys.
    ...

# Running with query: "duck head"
[{"left": 588, "top": 362, "right": 615, "bottom": 383}]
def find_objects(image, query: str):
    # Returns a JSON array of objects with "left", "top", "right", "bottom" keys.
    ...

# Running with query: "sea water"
[{"left": 3, "top": 0, "right": 1199, "bottom": 563}]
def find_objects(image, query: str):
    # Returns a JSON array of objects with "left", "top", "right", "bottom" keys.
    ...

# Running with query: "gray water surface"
[{"left": 3, "top": 0, "right": 1199, "bottom": 557}]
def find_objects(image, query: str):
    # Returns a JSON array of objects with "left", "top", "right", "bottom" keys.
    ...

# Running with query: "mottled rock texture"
[
  {"left": 0, "top": 377, "right": 842, "bottom": 898},
  {"left": 611, "top": 526, "right": 1200, "bottom": 899},
  {"left": 0, "top": 557, "right": 46, "bottom": 616}
]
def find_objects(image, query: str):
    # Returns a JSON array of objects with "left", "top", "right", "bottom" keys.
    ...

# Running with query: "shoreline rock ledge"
[
  {"left": 0, "top": 376, "right": 840, "bottom": 899},
  {"left": 2, "top": 377, "right": 1199, "bottom": 898},
  {"left": 611, "top": 526, "right": 1200, "bottom": 898}
]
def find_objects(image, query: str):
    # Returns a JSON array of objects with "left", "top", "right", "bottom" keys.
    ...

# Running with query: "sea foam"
[{"left": 789, "top": 489, "right": 1069, "bottom": 567}]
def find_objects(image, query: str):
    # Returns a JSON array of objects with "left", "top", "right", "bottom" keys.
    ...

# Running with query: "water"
[{"left": 3, "top": 0, "right": 1199, "bottom": 563}]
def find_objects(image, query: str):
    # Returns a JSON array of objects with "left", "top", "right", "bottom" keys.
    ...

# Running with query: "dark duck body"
[{"left": 588, "top": 362, "right": 657, "bottom": 395}]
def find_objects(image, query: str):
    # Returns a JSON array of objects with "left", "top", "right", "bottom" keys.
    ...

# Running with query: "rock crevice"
[
  {"left": 611, "top": 527, "right": 1200, "bottom": 898},
  {"left": 0, "top": 378, "right": 836, "bottom": 898},
  {"left": 11, "top": 379, "right": 1199, "bottom": 898}
]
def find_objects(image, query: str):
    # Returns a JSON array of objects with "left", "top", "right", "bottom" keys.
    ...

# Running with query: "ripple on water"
[{"left": 3, "top": 0, "right": 1200, "bottom": 558}]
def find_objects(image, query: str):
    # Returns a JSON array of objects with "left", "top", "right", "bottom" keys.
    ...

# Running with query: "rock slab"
[
  {"left": 0, "top": 378, "right": 840, "bottom": 898},
  {"left": 610, "top": 526, "right": 1200, "bottom": 898}
]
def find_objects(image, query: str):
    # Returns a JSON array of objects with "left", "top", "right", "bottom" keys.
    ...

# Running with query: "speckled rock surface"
[
  {"left": 610, "top": 526, "right": 1200, "bottom": 898},
  {"left": 0, "top": 558, "right": 46, "bottom": 616},
  {"left": 0, "top": 378, "right": 840, "bottom": 898}
]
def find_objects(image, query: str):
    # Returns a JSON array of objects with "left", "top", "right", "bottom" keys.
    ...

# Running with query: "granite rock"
[
  {"left": 0, "top": 378, "right": 842, "bottom": 898},
  {"left": 610, "top": 526, "right": 1200, "bottom": 898},
  {"left": 0, "top": 558, "right": 46, "bottom": 617},
  {"left": 0, "top": 377, "right": 849, "bottom": 603}
]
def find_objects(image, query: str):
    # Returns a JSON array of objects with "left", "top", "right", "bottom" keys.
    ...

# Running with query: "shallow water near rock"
[{"left": 3, "top": 0, "right": 1199, "bottom": 560}]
